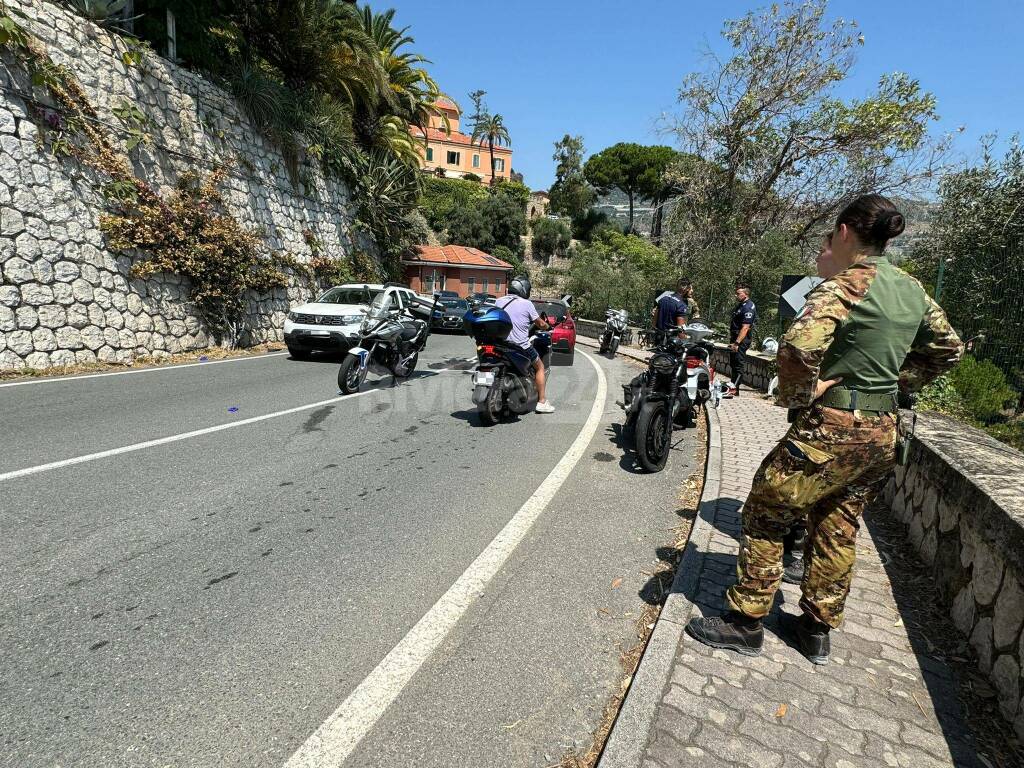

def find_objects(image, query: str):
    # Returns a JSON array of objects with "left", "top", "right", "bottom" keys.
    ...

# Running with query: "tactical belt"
[{"left": 820, "top": 387, "right": 897, "bottom": 413}]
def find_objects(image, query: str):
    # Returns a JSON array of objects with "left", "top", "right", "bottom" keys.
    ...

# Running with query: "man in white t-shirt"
[{"left": 496, "top": 276, "right": 554, "bottom": 413}]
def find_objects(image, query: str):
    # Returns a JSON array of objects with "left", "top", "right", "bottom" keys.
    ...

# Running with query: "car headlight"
[
  {"left": 287, "top": 311, "right": 297, "bottom": 321},
  {"left": 341, "top": 314, "right": 363, "bottom": 324}
]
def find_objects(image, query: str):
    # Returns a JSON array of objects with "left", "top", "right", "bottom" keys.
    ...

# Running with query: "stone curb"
[{"left": 597, "top": 400, "right": 724, "bottom": 767}]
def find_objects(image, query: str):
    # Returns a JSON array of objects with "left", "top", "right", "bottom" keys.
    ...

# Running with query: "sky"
[{"left": 390, "top": 0, "right": 1024, "bottom": 190}]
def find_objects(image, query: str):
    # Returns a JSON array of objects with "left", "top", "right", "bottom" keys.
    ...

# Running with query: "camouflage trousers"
[{"left": 725, "top": 404, "right": 897, "bottom": 628}]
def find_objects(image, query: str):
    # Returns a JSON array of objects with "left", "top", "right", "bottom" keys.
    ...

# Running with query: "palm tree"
[
  {"left": 230, "top": 0, "right": 385, "bottom": 107},
  {"left": 471, "top": 114, "right": 511, "bottom": 186},
  {"left": 358, "top": 7, "right": 451, "bottom": 150}
]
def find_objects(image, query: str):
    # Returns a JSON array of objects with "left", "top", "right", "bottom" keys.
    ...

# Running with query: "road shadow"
[
  {"left": 286, "top": 350, "right": 348, "bottom": 364},
  {"left": 449, "top": 408, "right": 524, "bottom": 428},
  {"left": 606, "top": 421, "right": 695, "bottom": 476}
]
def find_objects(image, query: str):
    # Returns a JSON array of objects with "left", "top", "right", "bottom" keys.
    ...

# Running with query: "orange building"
[
  {"left": 402, "top": 245, "right": 513, "bottom": 298},
  {"left": 411, "top": 98, "right": 512, "bottom": 184}
]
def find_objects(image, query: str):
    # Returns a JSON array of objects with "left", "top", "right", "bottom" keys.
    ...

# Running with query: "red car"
[{"left": 532, "top": 298, "right": 576, "bottom": 363}]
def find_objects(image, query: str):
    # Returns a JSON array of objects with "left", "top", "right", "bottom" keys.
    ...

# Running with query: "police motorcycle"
[
  {"left": 599, "top": 308, "right": 629, "bottom": 357},
  {"left": 337, "top": 289, "right": 434, "bottom": 394},
  {"left": 464, "top": 279, "right": 552, "bottom": 426},
  {"left": 620, "top": 322, "right": 719, "bottom": 472}
]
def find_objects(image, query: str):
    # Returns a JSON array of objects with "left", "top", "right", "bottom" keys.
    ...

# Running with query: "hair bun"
[{"left": 880, "top": 211, "right": 905, "bottom": 239}]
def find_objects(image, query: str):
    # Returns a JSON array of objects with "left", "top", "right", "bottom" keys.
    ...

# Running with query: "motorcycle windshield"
[{"left": 362, "top": 292, "right": 396, "bottom": 332}]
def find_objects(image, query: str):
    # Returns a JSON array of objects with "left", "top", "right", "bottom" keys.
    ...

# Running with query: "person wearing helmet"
[{"left": 496, "top": 275, "right": 554, "bottom": 413}]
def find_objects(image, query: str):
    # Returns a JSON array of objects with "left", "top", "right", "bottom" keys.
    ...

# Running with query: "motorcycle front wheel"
[
  {"left": 337, "top": 355, "right": 367, "bottom": 395},
  {"left": 636, "top": 400, "right": 671, "bottom": 473},
  {"left": 477, "top": 384, "right": 503, "bottom": 426},
  {"left": 608, "top": 336, "right": 619, "bottom": 357},
  {"left": 599, "top": 331, "right": 609, "bottom": 354}
]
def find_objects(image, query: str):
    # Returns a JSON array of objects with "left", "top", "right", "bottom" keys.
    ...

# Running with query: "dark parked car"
[
  {"left": 468, "top": 292, "right": 496, "bottom": 307},
  {"left": 432, "top": 297, "right": 470, "bottom": 331}
]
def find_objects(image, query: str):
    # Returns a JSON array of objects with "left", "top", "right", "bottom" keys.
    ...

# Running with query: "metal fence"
[{"left": 933, "top": 242, "right": 1024, "bottom": 402}]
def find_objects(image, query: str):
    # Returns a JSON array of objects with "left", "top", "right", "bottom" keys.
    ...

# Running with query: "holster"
[{"left": 896, "top": 410, "right": 917, "bottom": 466}]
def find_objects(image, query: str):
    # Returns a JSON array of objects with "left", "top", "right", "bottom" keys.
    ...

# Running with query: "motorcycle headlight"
[{"left": 649, "top": 353, "right": 676, "bottom": 374}]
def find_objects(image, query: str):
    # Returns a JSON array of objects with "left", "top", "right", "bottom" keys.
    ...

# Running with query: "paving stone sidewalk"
[{"left": 626, "top": 394, "right": 982, "bottom": 768}]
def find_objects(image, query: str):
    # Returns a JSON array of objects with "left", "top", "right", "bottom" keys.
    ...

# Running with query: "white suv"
[{"left": 283, "top": 283, "right": 424, "bottom": 359}]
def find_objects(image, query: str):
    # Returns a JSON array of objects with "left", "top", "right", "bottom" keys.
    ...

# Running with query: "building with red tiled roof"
[
  {"left": 412, "top": 100, "right": 512, "bottom": 184},
  {"left": 402, "top": 245, "right": 514, "bottom": 298}
]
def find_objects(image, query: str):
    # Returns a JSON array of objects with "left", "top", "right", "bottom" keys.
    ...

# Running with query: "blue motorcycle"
[{"left": 464, "top": 305, "right": 552, "bottom": 426}]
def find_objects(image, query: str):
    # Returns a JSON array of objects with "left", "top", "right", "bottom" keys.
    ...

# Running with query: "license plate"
[
  {"left": 310, "top": 330, "right": 329, "bottom": 336},
  {"left": 474, "top": 371, "right": 495, "bottom": 386}
]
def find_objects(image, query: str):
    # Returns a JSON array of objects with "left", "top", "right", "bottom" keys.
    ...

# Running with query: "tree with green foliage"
[
  {"left": 531, "top": 218, "right": 571, "bottom": 264},
  {"left": 584, "top": 143, "right": 678, "bottom": 233},
  {"left": 445, "top": 205, "right": 492, "bottom": 252},
  {"left": 418, "top": 176, "right": 490, "bottom": 231},
  {"left": 548, "top": 134, "right": 595, "bottom": 222},
  {"left": 904, "top": 138, "right": 1024, "bottom": 406},
  {"left": 665, "top": 0, "right": 947, "bottom": 256},
  {"left": 492, "top": 245, "right": 528, "bottom": 279},
  {"left": 565, "top": 231, "right": 675, "bottom": 321},
  {"left": 465, "top": 89, "right": 488, "bottom": 137},
  {"left": 471, "top": 113, "right": 512, "bottom": 185},
  {"left": 441, "top": 187, "right": 527, "bottom": 257},
  {"left": 480, "top": 188, "right": 527, "bottom": 254}
]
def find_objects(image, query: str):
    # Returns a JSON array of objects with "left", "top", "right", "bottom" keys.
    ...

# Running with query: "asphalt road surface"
[{"left": 0, "top": 333, "right": 699, "bottom": 768}]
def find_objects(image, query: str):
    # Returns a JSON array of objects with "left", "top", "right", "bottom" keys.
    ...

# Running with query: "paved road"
[{"left": 0, "top": 334, "right": 698, "bottom": 767}]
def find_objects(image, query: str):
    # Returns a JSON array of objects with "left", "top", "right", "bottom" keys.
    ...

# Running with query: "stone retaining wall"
[
  {"left": 0, "top": 0, "right": 364, "bottom": 370},
  {"left": 882, "top": 412, "right": 1024, "bottom": 738}
]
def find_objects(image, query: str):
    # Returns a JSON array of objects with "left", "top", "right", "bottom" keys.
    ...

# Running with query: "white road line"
[
  {"left": 0, "top": 390, "right": 373, "bottom": 483},
  {"left": 0, "top": 352, "right": 289, "bottom": 389},
  {"left": 282, "top": 350, "right": 607, "bottom": 768}
]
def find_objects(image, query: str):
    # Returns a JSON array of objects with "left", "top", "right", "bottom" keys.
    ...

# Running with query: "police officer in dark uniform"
[
  {"left": 728, "top": 284, "right": 757, "bottom": 396},
  {"left": 651, "top": 278, "right": 693, "bottom": 345}
]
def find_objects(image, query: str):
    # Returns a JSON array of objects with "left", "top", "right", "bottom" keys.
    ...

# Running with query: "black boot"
[
  {"left": 781, "top": 554, "right": 804, "bottom": 585},
  {"left": 782, "top": 526, "right": 807, "bottom": 585},
  {"left": 782, "top": 613, "right": 831, "bottom": 665},
  {"left": 685, "top": 610, "right": 764, "bottom": 656}
]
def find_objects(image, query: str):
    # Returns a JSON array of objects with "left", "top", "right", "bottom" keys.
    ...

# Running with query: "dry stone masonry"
[
  {"left": 883, "top": 411, "right": 1024, "bottom": 740},
  {"left": 0, "top": 0, "right": 364, "bottom": 371}
]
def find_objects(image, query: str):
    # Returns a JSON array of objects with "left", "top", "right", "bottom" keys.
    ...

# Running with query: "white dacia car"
[{"left": 283, "top": 283, "right": 425, "bottom": 359}]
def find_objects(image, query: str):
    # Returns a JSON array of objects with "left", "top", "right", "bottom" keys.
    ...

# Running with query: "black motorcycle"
[
  {"left": 465, "top": 304, "right": 552, "bottom": 426},
  {"left": 620, "top": 327, "right": 706, "bottom": 472}
]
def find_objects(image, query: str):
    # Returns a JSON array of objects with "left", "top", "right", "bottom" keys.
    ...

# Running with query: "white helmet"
[{"left": 761, "top": 337, "right": 779, "bottom": 354}]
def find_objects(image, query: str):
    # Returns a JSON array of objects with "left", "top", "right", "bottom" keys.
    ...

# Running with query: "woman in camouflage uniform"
[{"left": 687, "top": 194, "right": 963, "bottom": 664}]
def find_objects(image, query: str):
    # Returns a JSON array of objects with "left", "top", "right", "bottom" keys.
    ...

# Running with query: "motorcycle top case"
[{"left": 463, "top": 306, "right": 513, "bottom": 342}]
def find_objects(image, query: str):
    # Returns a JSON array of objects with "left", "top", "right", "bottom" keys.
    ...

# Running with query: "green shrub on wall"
[
  {"left": 947, "top": 355, "right": 1018, "bottom": 422},
  {"left": 419, "top": 176, "right": 489, "bottom": 231}
]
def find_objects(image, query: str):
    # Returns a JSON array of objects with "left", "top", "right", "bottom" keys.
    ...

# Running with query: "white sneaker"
[{"left": 535, "top": 400, "right": 555, "bottom": 414}]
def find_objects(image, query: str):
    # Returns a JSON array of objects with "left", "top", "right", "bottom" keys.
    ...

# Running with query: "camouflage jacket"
[
  {"left": 687, "top": 297, "right": 701, "bottom": 320},
  {"left": 776, "top": 258, "right": 964, "bottom": 408}
]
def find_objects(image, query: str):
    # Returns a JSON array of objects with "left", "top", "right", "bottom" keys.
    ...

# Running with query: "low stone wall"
[
  {"left": 882, "top": 412, "right": 1024, "bottom": 738},
  {"left": 708, "top": 345, "right": 774, "bottom": 393},
  {"left": 0, "top": 0, "right": 364, "bottom": 370}
]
